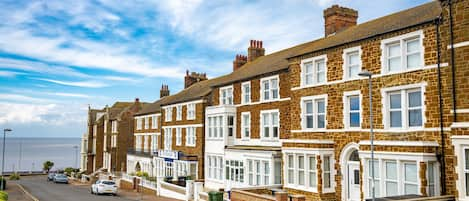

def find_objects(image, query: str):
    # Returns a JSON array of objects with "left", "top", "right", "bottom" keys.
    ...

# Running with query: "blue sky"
[{"left": 0, "top": 0, "right": 429, "bottom": 138}]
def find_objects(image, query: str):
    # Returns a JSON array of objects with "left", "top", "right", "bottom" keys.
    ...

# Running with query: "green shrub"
[
  {"left": 0, "top": 191, "right": 8, "bottom": 201},
  {"left": 9, "top": 173, "right": 20, "bottom": 180},
  {"left": 135, "top": 171, "right": 149, "bottom": 178}
]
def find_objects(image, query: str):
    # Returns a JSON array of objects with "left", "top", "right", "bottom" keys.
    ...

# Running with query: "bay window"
[
  {"left": 285, "top": 153, "right": 319, "bottom": 191},
  {"left": 404, "top": 163, "right": 418, "bottom": 194},
  {"left": 260, "top": 76, "right": 279, "bottom": 101},
  {"left": 225, "top": 160, "right": 244, "bottom": 183},
  {"left": 385, "top": 161, "right": 398, "bottom": 196},
  {"left": 261, "top": 110, "right": 279, "bottom": 140}
]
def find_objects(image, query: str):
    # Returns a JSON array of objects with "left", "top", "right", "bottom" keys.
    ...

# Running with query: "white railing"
[
  {"left": 122, "top": 173, "right": 134, "bottom": 181},
  {"left": 142, "top": 179, "right": 157, "bottom": 189}
]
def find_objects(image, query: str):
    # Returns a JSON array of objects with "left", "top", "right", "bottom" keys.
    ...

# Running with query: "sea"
[{"left": 0, "top": 137, "right": 81, "bottom": 172}]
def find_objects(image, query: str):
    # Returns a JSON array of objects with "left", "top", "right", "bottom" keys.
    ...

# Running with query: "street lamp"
[
  {"left": 358, "top": 70, "right": 375, "bottom": 201},
  {"left": 2, "top": 128, "right": 12, "bottom": 190}
]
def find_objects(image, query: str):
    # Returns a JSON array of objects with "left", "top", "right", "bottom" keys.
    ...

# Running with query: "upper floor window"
[
  {"left": 301, "top": 55, "right": 327, "bottom": 86},
  {"left": 227, "top": 115, "right": 234, "bottom": 137},
  {"left": 104, "top": 121, "right": 108, "bottom": 131},
  {"left": 302, "top": 95, "right": 327, "bottom": 130},
  {"left": 151, "top": 135, "right": 158, "bottom": 151},
  {"left": 343, "top": 91, "right": 361, "bottom": 129},
  {"left": 207, "top": 116, "right": 223, "bottom": 139},
  {"left": 176, "top": 105, "right": 182, "bottom": 121},
  {"left": 144, "top": 117, "right": 150, "bottom": 129},
  {"left": 381, "top": 30, "right": 423, "bottom": 74},
  {"left": 187, "top": 103, "right": 196, "bottom": 120},
  {"left": 136, "top": 118, "right": 142, "bottom": 130},
  {"left": 220, "top": 86, "right": 233, "bottom": 105},
  {"left": 164, "top": 128, "right": 172, "bottom": 150},
  {"left": 382, "top": 84, "right": 424, "bottom": 129},
  {"left": 111, "top": 135, "right": 117, "bottom": 147},
  {"left": 242, "top": 82, "right": 251, "bottom": 104},
  {"left": 343, "top": 46, "right": 361, "bottom": 80},
  {"left": 186, "top": 127, "right": 196, "bottom": 146},
  {"left": 111, "top": 121, "right": 118, "bottom": 133},
  {"left": 176, "top": 127, "right": 182, "bottom": 146},
  {"left": 151, "top": 115, "right": 158, "bottom": 129},
  {"left": 165, "top": 107, "right": 172, "bottom": 122},
  {"left": 261, "top": 110, "right": 279, "bottom": 140},
  {"left": 260, "top": 76, "right": 279, "bottom": 101},
  {"left": 241, "top": 112, "right": 251, "bottom": 139}
]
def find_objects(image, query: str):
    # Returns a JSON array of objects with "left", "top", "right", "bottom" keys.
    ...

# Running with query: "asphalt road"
[{"left": 16, "top": 176, "right": 134, "bottom": 201}]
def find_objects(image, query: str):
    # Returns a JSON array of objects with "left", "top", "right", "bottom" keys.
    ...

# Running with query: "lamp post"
[
  {"left": 358, "top": 70, "right": 375, "bottom": 201},
  {"left": 2, "top": 128, "right": 12, "bottom": 190}
]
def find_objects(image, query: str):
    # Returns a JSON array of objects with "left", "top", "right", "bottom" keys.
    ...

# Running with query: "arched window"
[{"left": 349, "top": 150, "right": 359, "bottom": 161}]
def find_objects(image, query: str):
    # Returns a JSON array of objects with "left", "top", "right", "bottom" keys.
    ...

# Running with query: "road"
[{"left": 16, "top": 176, "right": 134, "bottom": 201}]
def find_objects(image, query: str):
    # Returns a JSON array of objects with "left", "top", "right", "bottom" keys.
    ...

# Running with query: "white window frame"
[
  {"left": 380, "top": 30, "right": 424, "bottom": 75},
  {"left": 186, "top": 127, "right": 196, "bottom": 147},
  {"left": 260, "top": 75, "right": 280, "bottom": 102},
  {"left": 176, "top": 105, "right": 182, "bottom": 121},
  {"left": 241, "top": 112, "right": 251, "bottom": 139},
  {"left": 343, "top": 90, "right": 362, "bottom": 129},
  {"left": 151, "top": 115, "right": 158, "bottom": 129},
  {"left": 220, "top": 85, "right": 234, "bottom": 105},
  {"left": 381, "top": 83, "right": 426, "bottom": 130},
  {"left": 151, "top": 134, "right": 158, "bottom": 152},
  {"left": 187, "top": 103, "right": 196, "bottom": 120},
  {"left": 164, "top": 128, "right": 172, "bottom": 150},
  {"left": 136, "top": 118, "right": 143, "bottom": 130},
  {"left": 241, "top": 81, "right": 251, "bottom": 104},
  {"left": 260, "top": 109, "right": 280, "bottom": 140},
  {"left": 322, "top": 155, "right": 334, "bottom": 193},
  {"left": 300, "top": 54, "right": 328, "bottom": 87},
  {"left": 165, "top": 107, "right": 172, "bottom": 122},
  {"left": 403, "top": 162, "right": 419, "bottom": 195},
  {"left": 301, "top": 94, "right": 328, "bottom": 130},
  {"left": 342, "top": 46, "right": 362, "bottom": 80},
  {"left": 144, "top": 117, "right": 150, "bottom": 129},
  {"left": 111, "top": 121, "right": 118, "bottom": 133},
  {"left": 176, "top": 127, "right": 182, "bottom": 146}
]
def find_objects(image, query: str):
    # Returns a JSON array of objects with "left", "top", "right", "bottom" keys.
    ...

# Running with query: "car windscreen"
[{"left": 102, "top": 181, "right": 115, "bottom": 185}]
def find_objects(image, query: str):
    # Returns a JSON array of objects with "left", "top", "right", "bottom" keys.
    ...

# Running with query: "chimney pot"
[{"left": 247, "top": 39, "right": 265, "bottom": 62}]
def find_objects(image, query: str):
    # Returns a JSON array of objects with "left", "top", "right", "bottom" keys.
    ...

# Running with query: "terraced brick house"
[
  {"left": 157, "top": 71, "right": 214, "bottom": 181},
  {"left": 126, "top": 85, "right": 169, "bottom": 177},
  {"left": 86, "top": 108, "right": 105, "bottom": 174}
]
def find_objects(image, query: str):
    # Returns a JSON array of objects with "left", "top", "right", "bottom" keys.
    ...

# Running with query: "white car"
[{"left": 91, "top": 180, "right": 117, "bottom": 195}]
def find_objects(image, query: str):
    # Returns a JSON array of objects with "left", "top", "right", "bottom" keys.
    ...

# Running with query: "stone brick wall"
[{"left": 161, "top": 101, "right": 206, "bottom": 179}]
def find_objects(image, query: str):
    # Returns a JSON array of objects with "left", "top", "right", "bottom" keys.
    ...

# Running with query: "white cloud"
[
  {"left": 0, "top": 70, "right": 21, "bottom": 77},
  {"left": 47, "top": 92, "right": 91, "bottom": 98},
  {"left": 0, "top": 94, "right": 55, "bottom": 104},
  {"left": 0, "top": 102, "right": 86, "bottom": 125},
  {"left": 36, "top": 78, "right": 108, "bottom": 88}
]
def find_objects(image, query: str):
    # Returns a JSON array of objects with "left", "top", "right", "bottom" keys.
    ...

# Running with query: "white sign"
[{"left": 158, "top": 150, "right": 179, "bottom": 160}]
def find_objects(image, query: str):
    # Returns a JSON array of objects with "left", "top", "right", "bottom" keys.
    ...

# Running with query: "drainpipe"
[
  {"left": 448, "top": 0, "right": 457, "bottom": 122},
  {"left": 435, "top": 15, "right": 447, "bottom": 195}
]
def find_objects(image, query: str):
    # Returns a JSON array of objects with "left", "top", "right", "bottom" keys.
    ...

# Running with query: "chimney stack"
[
  {"left": 247, "top": 40, "right": 265, "bottom": 62},
  {"left": 184, "top": 70, "right": 208, "bottom": 89},
  {"left": 160, "top": 84, "right": 170, "bottom": 98},
  {"left": 323, "top": 5, "right": 358, "bottom": 37},
  {"left": 233, "top": 54, "right": 247, "bottom": 71}
]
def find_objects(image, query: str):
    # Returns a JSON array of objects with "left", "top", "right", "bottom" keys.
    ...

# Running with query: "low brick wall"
[
  {"left": 141, "top": 186, "right": 157, "bottom": 195},
  {"left": 231, "top": 190, "right": 276, "bottom": 201},
  {"left": 120, "top": 179, "right": 134, "bottom": 190}
]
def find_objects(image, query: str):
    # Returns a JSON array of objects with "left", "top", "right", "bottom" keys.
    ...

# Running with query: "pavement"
[
  {"left": 14, "top": 175, "right": 177, "bottom": 201},
  {"left": 5, "top": 182, "right": 34, "bottom": 201}
]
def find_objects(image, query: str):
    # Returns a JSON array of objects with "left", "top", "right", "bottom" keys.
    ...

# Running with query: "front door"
[{"left": 347, "top": 162, "right": 360, "bottom": 201}]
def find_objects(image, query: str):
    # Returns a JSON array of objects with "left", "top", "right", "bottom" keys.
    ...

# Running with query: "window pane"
[
  {"left": 298, "top": 156, "right": 304, "bottom": 169},
  {"left": 390, "top": 94, "right": 401, "bottom": 109},
  {"left": 388, "top": 57, "right": 401, "bottom": 72},
  {"left": 369, "top": 160, "right": 379, "bottom": 178},
  {"left": 307, "top": 116, "right": 314, "bottom": 128},
  {"left": 305, "top": 62, "right": 313, "bottom": 73},
  {"left": 407, "top": 39, "right": 419, "bottom": 53},
  {"left": 349, "top": 65, "right": 360, "bottom": 78},
  {"left": 324, "top": 156, "right": 330, "bottom": 171},
  {"left": 350, "top": 96, "right": 360, "bottom": 111},
  {"left": 288, "top": 155, "right": 293, "bottom": 168},
  {"left": 349, "top": 53, "right": 359, "bottom": 65},
  {"left": 317, "top": 115, "right": 325, "bottom": 128},
  {"left": 386, "top": 182, "right": 398, "bottom": 196},
  {"left": 309, "top": 156, "right": 316, "bottom": 170},
  {"left": 405, "top": 184, "right": 418, "bottom": 195},
  {"left": 272, "top": 113, "right": 279, "bottom": 126},
  {"left": 317, "top": 100, "right": 325, "bottom": 113},
  {"left": 386, "top": 161, "right": 397, "bottom": 180},
  {"left": 466, "top": 173, "right": 469, "bottom": 196},
  {"left": 408, "top": 109, "right": 422, "bottom": 127},
  {"left": 389, "top": 43, "right": 400, "bottom": 57},
  {"left": 407, "top": 54, "right": 420, "bottom": 69},
  {"left": 408, "top": 91, "right": 421, "bottom": 107},
  {"left": 405, "top": 163, "right": 417, "bottom": 182},
  {"left": 309, "top": 172, "right": 317, "bottom": 187},
  {"left": 390, "top": 111, "right": 402, "bottom": 127},
  {"left": 263, "top": 114, "right": 269, "bottom": 125},
  {"left": 324, "top": 173, "right": 331, "bottom": 188},
  {"left": 306, "top": 101, "right": 313, "bottom": 113},
  {"left": 350, "top": 113, "right": 360, "bottom": 127},
  {"left": 299, "top": 170, "right": 305, "bottom": 185}
]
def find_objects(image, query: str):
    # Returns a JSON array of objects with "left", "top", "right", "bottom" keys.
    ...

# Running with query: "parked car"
[
  {"left": 47, "top": 173, "right": 55, "bottom": 181},
  {"left": 91, "top": 180, "right": 117, "bottom": 195},
  {"left": 53, "top": 174, "right": 68, "bottom": 184}
]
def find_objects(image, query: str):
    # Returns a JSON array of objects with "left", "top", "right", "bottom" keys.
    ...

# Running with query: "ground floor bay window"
[
  {"left": 359, "top": 144, "right": 439, "bottom": 199},
  {"left": 154, "top": 157, "right": 197, "bottom": 180}
]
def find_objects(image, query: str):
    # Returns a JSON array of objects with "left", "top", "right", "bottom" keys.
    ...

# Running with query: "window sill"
[{"left": 260, "top": 139, "right": 280, "bottom": 142}]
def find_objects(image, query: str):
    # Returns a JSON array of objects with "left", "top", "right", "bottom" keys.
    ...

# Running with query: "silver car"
[{"left": 53, "top": 174, "right": 68, "bottom": 184}]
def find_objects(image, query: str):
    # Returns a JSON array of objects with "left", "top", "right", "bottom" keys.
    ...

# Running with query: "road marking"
[{"left": 17, "top": 183, "right": 40, "bottom": 201}]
